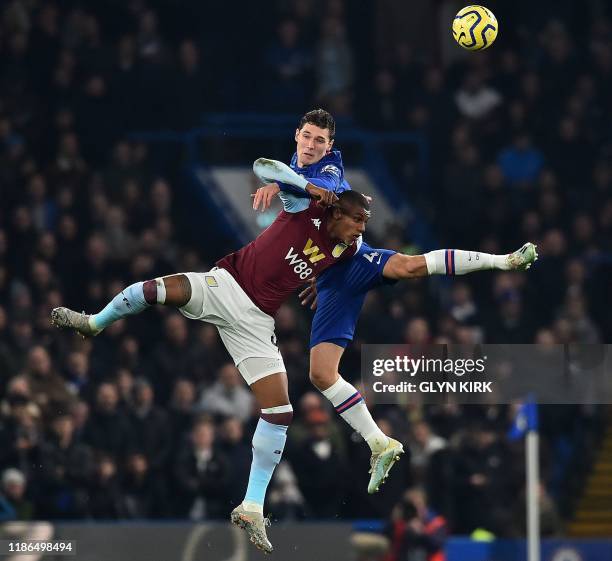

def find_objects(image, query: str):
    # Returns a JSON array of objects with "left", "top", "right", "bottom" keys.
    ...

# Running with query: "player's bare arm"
[{"left": 382, "top": 254, "right": 428, "bottom": 280}]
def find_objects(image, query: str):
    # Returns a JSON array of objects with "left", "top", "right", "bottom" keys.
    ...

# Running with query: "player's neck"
[{"left": 325, "top": 222, "right": 346, "bottom": 244}]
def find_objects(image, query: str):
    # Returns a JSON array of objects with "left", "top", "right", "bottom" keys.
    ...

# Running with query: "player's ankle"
[
  {"left": 242, "top": 501, "right": 264, "bottom": 514},
  {"left": 492, "top": 254, "right": 510, "bottom": 270},
  {"left": 366, "top": 431, "right": 390, "bottom": 454}
]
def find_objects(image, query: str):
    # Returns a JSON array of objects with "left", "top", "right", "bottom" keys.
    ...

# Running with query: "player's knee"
[
  {"left": 309, "top": 367, "right": 336, "bottom": 391},
  {"left": 261, "top": 404, "right": 293, "bottom": 426}
]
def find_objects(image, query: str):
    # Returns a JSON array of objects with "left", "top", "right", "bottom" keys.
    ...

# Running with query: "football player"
[{"left": 51, "top": 109, "right": 362, "bottom": 554}]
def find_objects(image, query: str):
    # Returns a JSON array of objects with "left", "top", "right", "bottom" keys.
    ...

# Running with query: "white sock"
[
  {"left": 424, "top": 249, "right": 508, "bottom": 275},
  {"left": 321, "top": 377, "right": 389, "bottom": 453}
]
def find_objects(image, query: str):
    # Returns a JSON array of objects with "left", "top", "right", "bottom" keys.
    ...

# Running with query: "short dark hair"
[
  {"left": 335, "top": 191, "right": 371, "bottom": 215},
  {"left": 298, "top": 109, "right": 336, "bottom": 139}
]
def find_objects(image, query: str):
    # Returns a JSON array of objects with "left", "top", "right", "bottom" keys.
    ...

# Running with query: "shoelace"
[{"left": 369, "top": 454, "right": 379, "bottom": 474}]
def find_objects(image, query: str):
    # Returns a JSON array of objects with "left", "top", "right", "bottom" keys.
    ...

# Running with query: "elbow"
[{"left": 403, "top": 255, "right": 426, "bottom": 279}]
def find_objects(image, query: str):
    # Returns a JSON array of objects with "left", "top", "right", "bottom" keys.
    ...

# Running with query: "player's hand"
[
  {"left": 305, "top": 183, "right": 338, "bottom": 207},
  {"left": 299, "top": 278, "right": 318, "bottom": 310},
  {"left": 252, "top": 183, "right": 280, "bottom": 211}
]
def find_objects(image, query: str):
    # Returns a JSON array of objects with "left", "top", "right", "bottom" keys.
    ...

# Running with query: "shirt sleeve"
[
  {"left": 277, "top": 162, "right": 345, "bottom": 195},
  {"left": 346, "top": 242, "right": 397, "bottom": 291},
  {"left": 278, "top": 191, "right": 311, "bottom": 213},
  {"left": 308, "top": 163, "right": 344, "bottom": 192}
]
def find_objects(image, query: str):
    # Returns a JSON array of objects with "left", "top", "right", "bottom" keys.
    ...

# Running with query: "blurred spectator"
[
  {"left": 287, "top": 405, "right": 348, "bottom": 518},
  {"left": 87, "top": 454, "right": 125, "bottom": 519},
  {"left": 452, "top": 425, "right": 515, "bottom": 535},
  {"left": 63, "top": 351, "right": 91, "bottom": 398},
  {"left": 511, "top": 481, "right": 562, "bottom": 537},
  {"left": 218, "top": 416, "right": 251, "bottom": 509},
  {"left": 22, "top": 345, "right": 73, "bottom": 421},
  {"left": 408, "top": 421, "right": 447, "bottom": 482},
  {"left": 129, "top": 378, "right": 171, "bottom": 471},
  {"left": 384, "top": 487, "right": 447, "bottom": 561},
  {"left": 0, "top": 469, "right": 34, "bottom": 521},
  {"left": 268, "top": 461, "right": 306, "bottom": 520},
  {"left": 168, "top": 378, "right": 197, "bottom": 442},
  {"left": 263, "top": 19, "right": 313, "bottom": 111},
  {"left": 198, "top": 363, "right": 254, "bottom": 422},
  {"left": 83, "top": 383, "right": 134, "bottom": 458},
  {"left": 173, "top": 40, "right": 211, "bottom": 128},
  {"left": 121, "top": 452, "right": 168, "bottom": 519},
  {"left": 316, "top": 17, "right": 353, "bottom": 108},
  {"left": 148, "top": 314, "right": 198, "bottom": 401},
  {"left": 455, "top": 72, "right": 502, "bottom": 120},
  {"left": 497, "top": 133, "right": 545, "bottom": 185},
  {"left": 39, "top": 413, "right": 92, "bottom": 518},
  {"left": 173, "top": 419, "right": 231, "bottom": 519}
]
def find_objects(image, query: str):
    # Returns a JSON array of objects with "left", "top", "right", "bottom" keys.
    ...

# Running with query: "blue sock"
[
  {"left": 91, "top": 282, "right": 150, "bottom": 330},
  {"left": 244, "top": 418, "right": 288, "bottom": 508}
]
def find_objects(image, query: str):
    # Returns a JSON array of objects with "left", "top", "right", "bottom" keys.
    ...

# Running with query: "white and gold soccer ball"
[{"left": 452, "top": 5, "right": 498, "bottom": 51}]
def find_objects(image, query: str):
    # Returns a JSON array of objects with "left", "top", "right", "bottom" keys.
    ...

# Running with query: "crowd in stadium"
[{"left": 0, "top": 0, "right": 610, "bottom": 535}]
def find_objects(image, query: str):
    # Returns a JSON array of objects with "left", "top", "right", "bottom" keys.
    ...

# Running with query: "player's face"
[
  {"left": 331, "top": 205, "right": 369, "bottom": 244},
  {"left": 295, "top": 123, "right": 333, "bottom": 167}
]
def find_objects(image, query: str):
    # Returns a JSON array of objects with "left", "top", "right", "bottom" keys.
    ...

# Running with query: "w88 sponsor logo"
[{"left": 285, "top": 247, "right": 314, "bottom": 279}]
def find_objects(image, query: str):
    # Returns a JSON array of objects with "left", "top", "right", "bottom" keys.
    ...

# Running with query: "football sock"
[
  {"left": 424, "top": 249, "right": 508, "bottom": 275},
  {"left": 321, "top": 377, "right": 389, "bottom": 454},
  {"left": 90, "top": 279, "right": 166, "bottom": 331},
  {"left": 243, "top": 406, "right": 293, "bottom": 512}
]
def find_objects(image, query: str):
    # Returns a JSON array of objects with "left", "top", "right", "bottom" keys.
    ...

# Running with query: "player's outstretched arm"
[{"left": 383, "top": 242, "right": 538, "bottom": 280}]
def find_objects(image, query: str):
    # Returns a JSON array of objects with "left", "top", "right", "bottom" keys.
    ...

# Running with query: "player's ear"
[
  {"left": 295, "top": 128, "right": 300, "bottom": 142},
  {"left": 326, "top": 138, "right": 334, "bottom": 153}
]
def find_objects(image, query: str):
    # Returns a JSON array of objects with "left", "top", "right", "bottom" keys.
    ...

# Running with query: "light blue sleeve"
[{"left": 279, "top": 191, "right": 310, "bottom": 213}]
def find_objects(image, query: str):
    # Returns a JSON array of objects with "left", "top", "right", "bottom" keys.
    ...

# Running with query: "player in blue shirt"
[
  {"left": 302, "top": 239, "right": 537, "bottom": 493},
  {"left": 251, "top": 108, "right": 351, "bottom": 211}
]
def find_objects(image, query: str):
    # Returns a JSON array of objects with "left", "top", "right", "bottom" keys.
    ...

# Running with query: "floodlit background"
[{"left": 0, "top": 0, "right": 611, "bottom": 559}]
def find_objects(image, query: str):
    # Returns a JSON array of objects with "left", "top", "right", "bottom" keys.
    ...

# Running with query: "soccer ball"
[{"left": 452, "top": 5, "right": 498, "bottom": 51}]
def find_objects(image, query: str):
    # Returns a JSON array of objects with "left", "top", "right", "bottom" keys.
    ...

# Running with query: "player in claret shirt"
[{"left": 50, "top": 112, "right": 368, "bottom": 554}]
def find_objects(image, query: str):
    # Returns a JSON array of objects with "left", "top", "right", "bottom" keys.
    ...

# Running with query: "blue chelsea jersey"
[
  {"left": 278, "top": 149, "right": 351, "bottom": 197},
  {"left": 310, "top": 242, "right": 397, "bottom": 348}
]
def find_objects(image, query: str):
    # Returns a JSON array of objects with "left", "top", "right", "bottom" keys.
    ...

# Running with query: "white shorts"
[{"left": 179, "top": 268, "right": 286, "bottom": 385}]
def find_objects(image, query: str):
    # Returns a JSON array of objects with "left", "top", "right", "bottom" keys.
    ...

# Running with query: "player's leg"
[
  {"left": 383, "top": 243, "right": 538, "bottom": 280},
  {"left": 50, "top": 274, "right": 192, "bottom": 336},
  {"left": 424, "top": 242, "right": 538, "bottom": 275},
  {"left": 241, "top": 370, "right": 292, "bottom": 513},
  {"left": 310, "top": 342, "right": 404, "bottom": 493},
  {"left": 231, "top": 364, "right": 292, "bottom": 554}
]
